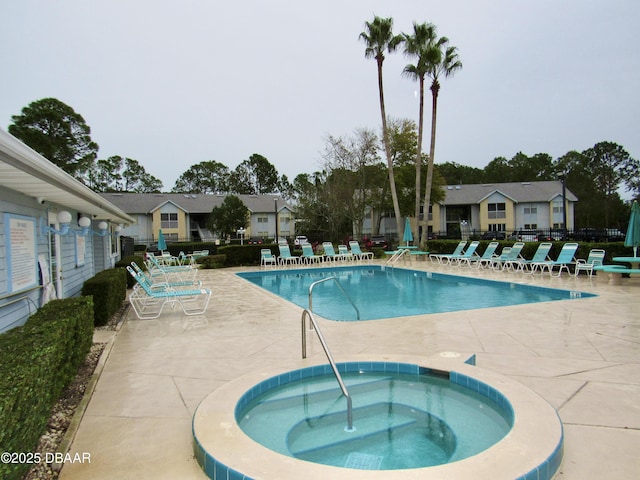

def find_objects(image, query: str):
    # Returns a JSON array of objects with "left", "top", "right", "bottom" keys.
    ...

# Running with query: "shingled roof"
[
  {"left": 442, "top": 180, "right": 578, "bottom": 205},
  {"left": 99, "top": 193, "right": 291, "bottom": 214}
]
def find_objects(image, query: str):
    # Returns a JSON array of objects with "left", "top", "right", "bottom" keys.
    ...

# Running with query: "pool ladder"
[
  {"left": 307, "top": 276, "right": 360, "bottom": 320},
  {"left": 386, "top": 248, "right": 410, "bottom": 266},
  {"left": 301, "top": 276, "right": 358, "bottom": 432},
  {"left": 301, "top": 309, "right": 354, "bottom": 432}
]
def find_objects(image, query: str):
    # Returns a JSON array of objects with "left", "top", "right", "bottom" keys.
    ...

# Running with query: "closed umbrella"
[
  {"left": 403, "top": 217, "right": 413, "bottom": 246},
  {"left": 157, "top": 229, "right": 167, "bottom": 253},
  {"left": 624, "top": 200, "right": 640, "bottom": 257}
]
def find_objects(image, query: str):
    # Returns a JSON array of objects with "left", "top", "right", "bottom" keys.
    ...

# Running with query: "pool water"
[
  {"left": 236, "top": 368, "right": 513, "bottom": 470},
  {"left": 237, "top": 266, "right": 595, "bottom": 321}
]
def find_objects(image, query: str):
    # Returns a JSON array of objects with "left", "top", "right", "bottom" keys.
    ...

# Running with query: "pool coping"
[{"left": 192, "top": 353, "right": 563, "bottom": 480}]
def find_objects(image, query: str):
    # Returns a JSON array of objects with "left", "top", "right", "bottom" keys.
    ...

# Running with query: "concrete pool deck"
[{"left": 59, "top": 261, "right": 639, "bottom": 479}]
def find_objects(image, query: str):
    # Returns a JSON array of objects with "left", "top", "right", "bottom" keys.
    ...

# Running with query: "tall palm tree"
[
  {"left": 419, "top": 32, "right": 462, "bottom": 246},
  {"left": 359, "top": 16, "right": 404, "bottom": 238},
  {"left": 402, "top": 22, "right": 440, "bottom": 221}
]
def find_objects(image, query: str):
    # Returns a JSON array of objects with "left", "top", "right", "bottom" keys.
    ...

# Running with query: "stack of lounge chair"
[{"left": 126, "top": 264, "right": 211, "bottom": 319}]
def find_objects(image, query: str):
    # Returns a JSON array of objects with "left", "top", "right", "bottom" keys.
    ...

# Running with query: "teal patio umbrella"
[
  {"left": 157, "top": 229, "right": 167, "bottom": 252},
  {"left": 624, "top": 200, "right": 640, "bottom": 257},
  {"left": 403, "top": 217, "right": 413, "bottom": 246}
]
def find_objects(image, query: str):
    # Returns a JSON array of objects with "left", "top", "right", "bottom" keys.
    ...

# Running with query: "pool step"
[
  {"left": 287, "top": 402, "right": 456, "bottom": 469},
  {"left": 254, "top": 377, "right": 392, "bottom": 414}
]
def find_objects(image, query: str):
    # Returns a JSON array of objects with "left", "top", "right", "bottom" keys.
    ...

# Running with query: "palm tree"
[
  {"left": 359, "top": 16, "right": 404, "bottom": 239},
  {"left": 419, "top": 31, "right": 462, "bottom": 246},
  {"left": 402, "top": 22, "right": 440, "bottom": 221}
]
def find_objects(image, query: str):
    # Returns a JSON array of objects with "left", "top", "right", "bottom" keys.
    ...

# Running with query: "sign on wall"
[
  {"left": 4, "top": 214, "right": 38, "bottom": 293},
  {"left": 76, "top": 234, "right": 86, "bottom": 266}
]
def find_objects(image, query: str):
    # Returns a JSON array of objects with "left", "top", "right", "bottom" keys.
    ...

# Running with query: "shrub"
[
  {"left": 115, "top": 254, "right": 147, "bottom": 289},
  {"left": 0, "top": 297, "right": 94, "bottom": 480},
  {"left": 218, "top": 244, "right": 270, "bottom": 266},
  {"left": 198, "top": 254, "right": 227, "bottom": 269},
  {"left": 81, "top": 268, "right": 127, "bottom": 326}
]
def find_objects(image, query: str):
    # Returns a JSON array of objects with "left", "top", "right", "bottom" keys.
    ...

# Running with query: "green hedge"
[
  {"left": 218, "top": 244, "right": 276, "bottom": 266},
  {"left": 197, "top": 254, "right": 227, "bottom": 269},
  {"left": 0, "top": 297, "right": 94, "bottom": 480},
  {"left": 81, "top": 267, "right": 127, "bottom": 326}
]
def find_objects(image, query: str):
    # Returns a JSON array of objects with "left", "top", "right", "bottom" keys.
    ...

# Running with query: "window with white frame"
[
  {"left": 487, "top": 203, "right": 506, "bottom": 219},
  {"left": 552, "top": 201, "right": 564, "bottom": 213},
  {"left": 524, "top": 206, "right": 538, "bottom": 215},
  {"left": 160, "top": 213, "right": 178, "bottom": 228}
]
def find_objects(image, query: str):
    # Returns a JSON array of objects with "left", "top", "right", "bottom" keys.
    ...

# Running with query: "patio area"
[{"left": 59, "top": 261, "right": 639, "bottom": 479}]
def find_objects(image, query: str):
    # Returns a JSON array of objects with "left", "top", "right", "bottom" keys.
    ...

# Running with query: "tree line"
[
  {"left": 290, "top": 119, "right": 638, "bottom": 240},
  {"left": 7, "top": 97, "right": 290, "bottom": 196},
  {"left": 10, "top": 13, "right": 638, "bottom": 245}
]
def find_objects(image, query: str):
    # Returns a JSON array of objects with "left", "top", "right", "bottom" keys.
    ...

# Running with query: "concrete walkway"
[{"left": 59, "top": 261, "right": 640, "bottom": 479}]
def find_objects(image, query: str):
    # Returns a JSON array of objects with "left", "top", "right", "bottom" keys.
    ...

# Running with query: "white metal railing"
[
  {"left": 386, "top": 248, "right": 410, "bottom": 266},
  {"left": 308, "top": 277, "right": 360, "bottom": 320},
  {"left": 301, "top": 308, "right": 354, "bottom": 431}
]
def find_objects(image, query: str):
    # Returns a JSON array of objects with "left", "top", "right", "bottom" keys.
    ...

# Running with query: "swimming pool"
[
  {"left": 236, "top": 364, "right": 513, "bottom": 469},
  {"left": 192, "top": 355, "right": 565, "bottom": 480},
  {"left": 237, "top": 266, "right": 595, "bottom": 321}
]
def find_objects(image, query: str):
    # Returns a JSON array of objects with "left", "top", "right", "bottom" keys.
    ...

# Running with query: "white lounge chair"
[
  {"left": 490, "top": 242, "right": 525, "bottom": 271},
  {"left": 531, "top": 243, "right": 579, "bottom": 276},
  {"left": 126, "top": 266, "right": 211, "bottom": 319},
  {"left": 514, "top": 242, "right": 553, "bottom": 273},
  {"left": 145, "top": 254, "right": 198, "bottom": 283},
  {"left": 574, "top": 248, "right": 605, "bottom": 277},
  {"left": 338, "top": 244, "right": 355, "bottom": 262},
  {"left": 322, "top": 242, "right": 348, "bottom": 263},
  {"left": 349, "top": 241, "right": 374, "bottom": 262},
  {"left": 464, "top": 242, "right": 499, "bottom": 268},
  {"left": 130, "top": 262, "right": 201, "bottom": 290},
  {"left": 301, "top": 244, "right": 323, "bottom": 264},
  {"left": 429, "top": 241, "right": 467, "bottom": 264},
  {"left": 447, "top": 241, "right": 480, "bottom": 266},
  {"left": 260, "top": 249, "right": 277, "bottom": 268},
  {"left": 278, "top": 244, "right": 300, "bottom": 266}
]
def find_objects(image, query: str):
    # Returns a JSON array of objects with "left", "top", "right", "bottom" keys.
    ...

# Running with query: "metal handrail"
[
  {"left": 386, "top": 248, "right": 410, "bottom": 266},
  {"left": 308, "top": 276, "right": 360, "bottom": 320},
  {"left": 301, "top": 308, "right": 354, "bottom": 431}
]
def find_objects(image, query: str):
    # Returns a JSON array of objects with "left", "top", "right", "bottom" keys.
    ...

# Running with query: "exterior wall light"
[
  {"left": 40, "top": 212, "right": 117, "bottom": 237},
  {"left": 40, "top": 210, "right": 73, "bottom": 236}
]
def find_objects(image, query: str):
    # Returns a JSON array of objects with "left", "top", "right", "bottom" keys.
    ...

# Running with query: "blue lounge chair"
[
  {"left": 278, "top": 244, "right": 300, "bottom": 266},
  {"left": 260, "top": 249, "right": 277, "bottom": 268},
  {"left": 189, "top": 250, "right": 209, "bottom": 266},
  {"left": 338, "top": 244, "right": 355, "bottom": 262},
  {"left": 130, "top": 262, "right": 202, "bottom": 290},
  {"left": 126, "top": 266, "right": 211, "bottom": 319},
  {"left": 322, "top": 242, "right": 348, "bottom": 262},
  {"left": 531, "top": 243, "right": 579, "bottom": 276},
  {"left": 301, "top": 244, "right": 323, "bottom": 264},
  {"left": 448, "top": 241, "right": 480, "bottom": 266},
  {"left": 349, "top": 241, "right": 374, "bottom": 262},
  {"left": 145, "top": 254, "right": 198, "bottom": 283},
  {"left": 463, "top": 241, "right": 500, "bottom": 268},
  {"left": 429, "top": 241, "right": 467, "bottom": 264},
  {"left": 574, "top": 248, "right": 605, "bottom": 277},
  {"left": 491, "top": 242, "right": 525, "bottom": 270},
  {"left": 513, "top": 242, "right": 553, "bottom": 273}
]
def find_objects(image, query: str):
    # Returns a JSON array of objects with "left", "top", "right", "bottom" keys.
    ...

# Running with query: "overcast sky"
[{"left": 1, "top": 1, "right": 638, "bottom": 195}]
